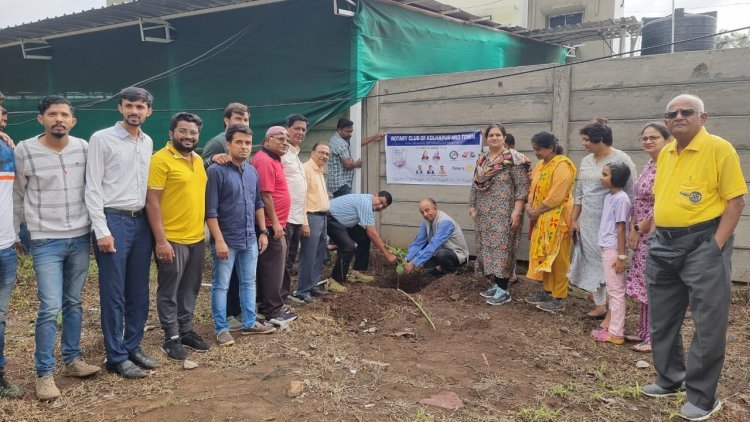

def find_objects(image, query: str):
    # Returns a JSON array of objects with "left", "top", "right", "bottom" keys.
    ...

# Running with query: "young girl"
[{"left": 591, "top": 162, "right": 632, "bottom": 344}]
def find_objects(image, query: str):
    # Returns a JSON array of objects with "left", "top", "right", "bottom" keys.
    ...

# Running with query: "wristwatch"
[
  {"left": 259, "top": 229, "right": 270, "bottom": 236},
  {"left": 617, "top": 254, "right": 628, "bottom": 261}
]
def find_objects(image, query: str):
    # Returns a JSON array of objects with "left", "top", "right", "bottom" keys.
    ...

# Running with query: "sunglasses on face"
[{"left": 665, "top": 109, "right": 696, "bottom": 120}]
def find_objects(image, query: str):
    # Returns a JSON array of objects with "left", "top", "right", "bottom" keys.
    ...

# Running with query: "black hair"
[
  {"left": 118, "top": 87, "right": 153, "bottom": 107},
  {"left": 484, "top": 123, "right": 506, "bottom": 138},
  {"left": 531, "top": 131, "right": 564, "bottom": 155},
  {"left": 337, "top": 118, "right": 354, "bottom": 130},
  {"left": 641, "top": 122, "right": 669, "bottom": 139},
  {"left": 311, "top": 142, "right": 329, "bottom": 151},
  {"left": 223, "top": 102, "right": 248, "bottom": 120},
  {"left": 285, "top": 114, "right": 308, "bottom": 128},
  {"left": 37, "top": 95, "right": 74, "bottom": 116},
  {"left": 579, "top": 118, "right": 613, "bottom": 146},
  {"left": 504, "top": 133, "right": 515, "bottom": 147},
  {"left": 170, "top": 112, "right": 203, "bottom": 132},
  {"left": 606, "top": 162, "right": 631, "bottom": 189},
  {"left": 0, "top": 106, "right": 6, "bottom": 116},
  {"left": 378, "top": 190, "right": 393, "bottom": 206},
  {"left": 225, "top": 124, "right": 253, "bottom": 142}
]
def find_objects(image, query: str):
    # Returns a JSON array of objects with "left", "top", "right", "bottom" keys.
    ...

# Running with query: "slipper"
[
  {"left": 624, "top": 334, "right": 642, "bottom": 342},
  {"left": 580, "top": 313, "right": 606, "bottom": 321},
  {"left": 631, "top": 342, "right": 652, "bottom": 352}
]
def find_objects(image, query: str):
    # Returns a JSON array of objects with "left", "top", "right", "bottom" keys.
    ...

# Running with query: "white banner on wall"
[{"left": 385, "top": 131, "right": 482, "bottom": 186}]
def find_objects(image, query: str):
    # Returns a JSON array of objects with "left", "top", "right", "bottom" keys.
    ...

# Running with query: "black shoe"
[
  {"left": 268, "top": 310, "right": 299, "bottom": 326},
  {"left": 310, "top": 287, "right": 329, "bottom": 297},
  {"left": 129, "top": 350, "right": 160, "bottom": 369},
  {"left": 293, "top": 293, "right": 315, "bottom": 304},
  {"left": 161, "top": 338, "right": 188, "bottom": 361},
  {"left": 180, "top": 331, "right": 210, "bottom": 353},
  {"left": 106, "top": 359, "right": 147, "bottom": 379}
]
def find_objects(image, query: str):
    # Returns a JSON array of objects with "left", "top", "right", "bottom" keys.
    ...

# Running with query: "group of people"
[
  {"left": 440, "top": 93, "right": 741, "bottom": 421},
  {"left": 0, "top": 90, "right": 742, "bottom": 421},
  {"left": 0, "top": 88, "right": 400, "bottom": 402}
]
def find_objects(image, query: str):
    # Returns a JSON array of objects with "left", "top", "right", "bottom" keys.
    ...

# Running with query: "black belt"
[
  {"left": 104, "top": 207, "right": 144, "bottom": 218},
  {"left": 656, "top": 217, "right": 720, "bottom": 239},
  {"left": 309, "top": 211, "right": 328, "bottom": 216}
]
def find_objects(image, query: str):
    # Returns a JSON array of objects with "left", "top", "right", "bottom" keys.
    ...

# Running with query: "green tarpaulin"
[{"left": 0, "top": 0, "right": 563, "bottom": 145}]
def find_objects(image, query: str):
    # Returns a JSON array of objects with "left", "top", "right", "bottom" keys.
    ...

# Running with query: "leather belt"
[
  {"left": 656, "top": 217, "right": 720, "bottom": 239},
  {"left": 104, "top": 207, "right": 144, "bottom": 218},
  {"left": 308, "top": 211, "right": 328, "bottom": 216}
]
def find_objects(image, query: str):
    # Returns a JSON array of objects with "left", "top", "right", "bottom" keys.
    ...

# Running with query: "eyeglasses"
[
  {"left": 270, "top": 135, "right": 288, "bottom": 142},
  {"left": 665, "top": 109, "right": 696, "bottom": 120},
  {"left": 641, "top": 135, "right": 663, "bottom": 143},
  {"left": 175, "top": 128, "right": 200, "bottom": 136}
]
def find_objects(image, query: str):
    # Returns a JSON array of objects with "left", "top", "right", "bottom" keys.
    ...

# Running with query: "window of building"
[{"left": 548, "top": 12, "right": 583, "bottom": 28}]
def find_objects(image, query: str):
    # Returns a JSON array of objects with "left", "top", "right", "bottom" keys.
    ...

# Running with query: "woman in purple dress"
[{"left": 626, "top": 122, "right": 669, "bottom": 352}]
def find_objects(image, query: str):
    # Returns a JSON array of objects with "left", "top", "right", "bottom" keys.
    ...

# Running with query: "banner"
[{"left": 385, "top": 131, "right": 482, "bottom": 186}]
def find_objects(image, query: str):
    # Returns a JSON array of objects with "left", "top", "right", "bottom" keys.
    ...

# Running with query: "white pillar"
[{"left": 349, "top": 101, "right": 363, "bottom": 193}]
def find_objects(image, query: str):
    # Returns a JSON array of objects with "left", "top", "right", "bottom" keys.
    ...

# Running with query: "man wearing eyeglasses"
[
  {"left": 642, "top": 94, "right": 746, "bottom": 421},
  {"left": 252, "top": 126, "right": 297, "bottom": 326},
  {"left": 146, "top": 112, "right": 211, "bottom": 361}
]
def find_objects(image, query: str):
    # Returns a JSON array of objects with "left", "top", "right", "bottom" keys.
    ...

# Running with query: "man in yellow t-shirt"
[
  {"left": 146, "top": 112, "right": 209, "bottom": 361},
  {"left": 642, "top": 94, "right": 746, "bottom": 421}
]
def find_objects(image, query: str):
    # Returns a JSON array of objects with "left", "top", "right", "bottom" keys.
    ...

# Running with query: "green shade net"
[{"left": 0, "top": 0, "right": 563, "bottom": 146}]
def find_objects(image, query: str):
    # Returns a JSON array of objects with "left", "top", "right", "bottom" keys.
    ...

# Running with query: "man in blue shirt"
[
  {"left": 404, "top": 199, "right": 469, "bottom": 275},
  {"left": 327, "top": 192, "right": 397, "bottom": 289},
  {"left": 206, "top": 124, "right": 276, "bottom": 347}
]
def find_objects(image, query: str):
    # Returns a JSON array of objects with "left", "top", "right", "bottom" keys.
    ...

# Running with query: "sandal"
[
  {"left": 631, "top": 342, "right": 652, "bottom": 352},
  {"left": 624, "top": 334, "right": 642, "bottom": 342}
]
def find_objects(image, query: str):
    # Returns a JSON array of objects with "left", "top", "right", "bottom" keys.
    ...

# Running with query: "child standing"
[{"left": 592, "top": 162, "right": 632, "bottom": 344}]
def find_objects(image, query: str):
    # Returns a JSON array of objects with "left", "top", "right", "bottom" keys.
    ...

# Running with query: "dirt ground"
[{"left": 0, "top": 251, "right": 749, "bottom": 421}]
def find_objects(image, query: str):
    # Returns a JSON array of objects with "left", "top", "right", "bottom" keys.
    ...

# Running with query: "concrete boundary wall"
[{"left": 362, "top": 47, "right": 750, "bottom": 281}]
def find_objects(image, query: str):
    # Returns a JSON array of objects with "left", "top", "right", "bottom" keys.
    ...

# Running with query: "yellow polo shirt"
[
  {"left": 148, "top": 142, "right": 207, "bottom": 244},
  {"left": 653, "top": 127, "right": 746, "bottom": 227}
]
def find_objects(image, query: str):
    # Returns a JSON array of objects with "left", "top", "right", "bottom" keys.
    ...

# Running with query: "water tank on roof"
[{"left": 641, "top": 8, "right": 717, "bottom": 55}]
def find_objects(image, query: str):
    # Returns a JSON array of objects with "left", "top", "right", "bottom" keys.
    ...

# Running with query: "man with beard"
[
  {"left": 252, "top": 126, "right": 296, "bottom": 326},
  {"left": 326, "top": 118, "right": 384, "bottom": 198},
  {"left": 281, "top": 114, "right": 308, "bottom": 304},
  {"left": 146, "top": 112, "right": 210, "bottom": 361},
  {"left": 201, "top": 103, "right": 250, "bottom": 331},
  {"left": 14, "top": 96, "right": 100, "bottom": 400},
  {"left": 85, "top": 87, "right": 158, "bottom": 379}
]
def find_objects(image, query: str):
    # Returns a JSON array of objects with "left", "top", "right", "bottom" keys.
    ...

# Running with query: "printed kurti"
[{"left": 626, "top": 159, "right": 655, "bottom": 303}]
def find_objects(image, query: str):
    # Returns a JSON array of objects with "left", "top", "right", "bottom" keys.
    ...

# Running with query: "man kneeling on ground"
[
  {"left": 404, "top": 198, "right": 468, "bottom": 275},
  {"left": 326, "top": 192, "right": 397, "bottom": 291}
]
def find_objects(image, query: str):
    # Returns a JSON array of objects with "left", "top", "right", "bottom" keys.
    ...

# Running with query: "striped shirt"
[
  {"left": 326, "top": 132, "right": 353, "bottom": 193},
  {"left": 328, "top": 194, "right": 375, "bottom": 228},
  {"left": 14, "top": 135, "right": 90, "bottom": 240}
]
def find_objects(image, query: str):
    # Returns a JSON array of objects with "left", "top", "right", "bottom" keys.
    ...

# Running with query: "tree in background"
[{"left": 716, "top": 31, "right": 750, "bottom": 49}]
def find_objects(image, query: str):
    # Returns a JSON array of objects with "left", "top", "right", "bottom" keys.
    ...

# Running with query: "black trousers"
[
  {"left": 282, "top": 223, "right": 302, "bottom": 298},
  {"left": 423, "top": 248, "right": 460, "bottom": 274},
  {"left": 327, "top": 215, "right": 370, "bottom": 283}
]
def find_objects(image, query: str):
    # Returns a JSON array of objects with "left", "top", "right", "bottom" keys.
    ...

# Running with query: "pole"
[{"left": 671, "top": 0, "right": 676, "bottom": 53}]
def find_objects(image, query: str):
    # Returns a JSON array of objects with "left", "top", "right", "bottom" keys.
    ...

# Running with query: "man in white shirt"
[{"left": 281, "top": 114, "right": 308, "bottom": 304}]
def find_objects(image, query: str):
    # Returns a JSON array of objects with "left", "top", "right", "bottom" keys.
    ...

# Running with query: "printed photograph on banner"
[{"left": 385, "top": 131, "right": 481, "bottom": 185}]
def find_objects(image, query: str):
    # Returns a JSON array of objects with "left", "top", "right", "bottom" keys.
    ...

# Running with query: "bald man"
[
  {"left": 641, "top": 94, "right": 746, "bottom": 421},
  {"left": 404, "top": 199, "right": 468, "bottom": 275}
]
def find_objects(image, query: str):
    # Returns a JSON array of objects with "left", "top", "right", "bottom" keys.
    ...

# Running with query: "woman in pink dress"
[{"left": 626, "top": 122, "right": 670, "bottom": 352}]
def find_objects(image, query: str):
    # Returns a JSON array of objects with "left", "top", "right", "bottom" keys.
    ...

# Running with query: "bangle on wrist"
[{"left": 617, "top": 254, "right": 628, "bottom": 261}]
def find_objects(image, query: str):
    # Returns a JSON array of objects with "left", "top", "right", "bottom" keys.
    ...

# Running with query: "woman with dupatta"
[
  {"left": 469, "top": 123, "right": 530, "bottom": 306},
  {"left": 524, "top": 132, "right": 577, "bottom": 313}
]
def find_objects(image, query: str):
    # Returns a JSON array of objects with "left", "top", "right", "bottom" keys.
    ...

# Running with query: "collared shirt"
[
  {"left": 252, "top": 148, "right": 291, "bottom": 228},
  {"left": 328, "top": 194, "right": 375, "bottom": 228},
  {"left": 201, "top": 131, "right": 227, "bottom": 169},
  {"left": 85, "top": 122, "right": 153, "bottom": 239},
  {"left": 0, "top": 142, "right": 15, "bottom": 249},
  {"left": 281, "top": 144, "right": 307, "bottom": 225},
  {"left": 406, "top": 219, "right": 454, "bottom": 266},
  {"left": 148, "top": 141, "right": 207, "bottom": 244},
  {"left": 206, "top": 161, "right": 264, "bottom": 250},
  {"left": 13, "top": 135, "right": 90, "bottom": 240},
  {"left": 302, "top": 158, "right": 330, "bottom": 226},
  {"left": 327, "top": 132, "right": 354, "bottom": 192},
  {"left": 653, "top": 127, "right": 747, "bottom": 227}
]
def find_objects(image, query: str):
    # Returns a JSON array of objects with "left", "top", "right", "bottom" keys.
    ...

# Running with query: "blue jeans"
[
  {"left": 94, "top": 212, "right": 153, "bottom": 365},
  {"left": 210, "top": 243, "right": 258, "bottom": 333},
  {"left": 0, "top": 247, "right": 18, "bottom": 373},
  {"left": 31, "top": 235, "right": 90, "bottom": 376},
  {"left": 332, "top": 184, "right": 352, "bottom": 198},
  {"left": 297, "top": 213, "right": 327, "bottom": 296}
]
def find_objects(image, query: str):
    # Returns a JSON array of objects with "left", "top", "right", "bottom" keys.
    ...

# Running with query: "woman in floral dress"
[
  {"left": 469, "top": 123, "right": 530, "bottom": 305},
  {"left": 626, "top": 123, "right": 669, "bottom": 352}
]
